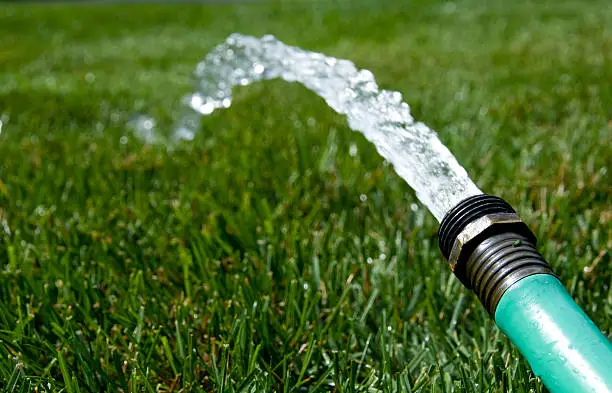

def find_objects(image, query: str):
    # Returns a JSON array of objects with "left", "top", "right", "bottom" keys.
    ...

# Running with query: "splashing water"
[{"left": 175, "top": 33, "right": 482, "bottom": 222}]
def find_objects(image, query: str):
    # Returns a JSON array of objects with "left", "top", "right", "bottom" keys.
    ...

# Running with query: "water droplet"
[
  {"left": 200, "top": 102, "right": 215, "bottom": 115},
  {"left": 366, "top": 257, "right": 373, "bottom": 264},
  {"left": 128, "top": 115, "right": 157, "bottom": 143},
  {"left": 349, "top": 143, "right": 358, "bottom": 157},
  {"left": 189, "top": 94, "right": 203, "bottom": 108},
  {"left": 1, "top": 219, "right": 10, "bottom": 236},
  {"left": 222, "top": 98, "right": 232, "bottom": 108},
  {"left": 303, "top": 283, "right": 309, "bottom": 291},
  {"left": 410, "top": 203, "right": 419, "bottom": 212},
  {"left": 120, "top": 136, "right": 128, "bottom": 145},
  {"left": 85, "top": 73, "right": 95, "bottom": 83},
  {"left": 35, "top": 205, "right": 46, "bottom": 216},
  {"left": 253, "top": 63, "right": 265, "bottom": 74},
  {"left": 380, "top": 253, "right": 386, "bottom": 260},
  {"left": 359, "top": 194, "right": 367, "bottom": 202},
  {"left": 387, "top": 326, "right": 392, "bottom": 332}
]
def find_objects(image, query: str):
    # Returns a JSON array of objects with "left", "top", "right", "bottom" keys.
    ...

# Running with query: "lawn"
[{"left": 0, "top": 1, "right": 611, "bottom": 392}]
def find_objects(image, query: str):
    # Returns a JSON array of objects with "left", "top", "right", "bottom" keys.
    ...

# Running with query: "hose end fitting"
[{"left": 438, "top": 194, "right": 554, "bottom": 316}]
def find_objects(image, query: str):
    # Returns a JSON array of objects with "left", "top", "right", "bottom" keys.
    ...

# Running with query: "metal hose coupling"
[{"left": 438, "top": 194, "right": 554, "bottom": 316}]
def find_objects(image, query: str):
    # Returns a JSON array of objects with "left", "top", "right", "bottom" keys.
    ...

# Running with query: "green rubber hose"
[
  {"left": 437, "top": 194, "right": 612, "bottom": 392},
  {"left": 495, "top": 274, "right": 612, "bottom": 393}
]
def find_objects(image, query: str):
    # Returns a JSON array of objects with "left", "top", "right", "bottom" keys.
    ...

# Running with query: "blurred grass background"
[{"left": 0, "top": 0, "right": 610, "bottom": 391}]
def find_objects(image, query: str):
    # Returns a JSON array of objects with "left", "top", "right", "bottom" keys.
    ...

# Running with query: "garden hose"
[{"left": 438, "top": 194, "right": 612, "bottom": 393}]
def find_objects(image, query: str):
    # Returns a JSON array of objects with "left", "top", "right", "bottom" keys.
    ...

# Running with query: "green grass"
[{"left": 0, "top": 1, "right": 611, "bottom": 391}]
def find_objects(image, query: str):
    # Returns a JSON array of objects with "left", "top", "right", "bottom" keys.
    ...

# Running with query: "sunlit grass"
[{"left": 0, "top": 1, "right": 610, "bottom": 391}]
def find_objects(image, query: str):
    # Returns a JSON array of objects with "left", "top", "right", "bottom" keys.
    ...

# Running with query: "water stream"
[{"left": 172, "top": 33, "right": 482, "bottom": 222}]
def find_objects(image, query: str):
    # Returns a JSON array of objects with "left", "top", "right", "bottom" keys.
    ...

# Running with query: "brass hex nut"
[{"left": 447, "top": 212, "right": 537, "bottom": 274}]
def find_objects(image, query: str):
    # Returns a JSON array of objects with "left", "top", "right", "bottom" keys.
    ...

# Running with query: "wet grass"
[{"left": 0, "top": 0, "right": 611, "bottom": 392}]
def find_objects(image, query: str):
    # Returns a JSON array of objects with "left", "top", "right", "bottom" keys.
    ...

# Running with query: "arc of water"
[{"left": 174, "top": 33, "right": 482, "bottom": 222}]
